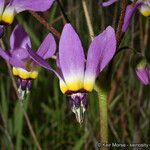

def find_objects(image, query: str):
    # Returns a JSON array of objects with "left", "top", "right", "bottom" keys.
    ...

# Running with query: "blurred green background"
[{"left": 0, "top": 0, "right": 150, "bottom": 149}]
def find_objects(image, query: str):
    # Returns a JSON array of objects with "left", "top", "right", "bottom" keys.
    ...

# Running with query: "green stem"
[{"left": 95, "top": 85, "right": 108, "bottom": 150}]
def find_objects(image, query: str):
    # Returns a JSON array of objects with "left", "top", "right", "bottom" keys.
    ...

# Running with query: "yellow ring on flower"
[{"left": 12, "top": 67, "right": 38, "bottom": 80}]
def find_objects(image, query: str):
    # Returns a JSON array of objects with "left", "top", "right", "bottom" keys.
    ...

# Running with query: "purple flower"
[
  {"left": 101, "top": 0, "right": 150, "bottom": 32},
  {"left": 135, "top": 59, "right": 150, "bottom": 85},
  {"left": 0, "top": 24, "right": 56, "bottom": 99},
  {"left": 101, "top": 0, "right": 118, "bottom": 7},
  {"left": 0, "top": 0, "right": 55, "bottom": 25},
  {"left": 26, "top": 23, "right": 116, "bottom": 123}
]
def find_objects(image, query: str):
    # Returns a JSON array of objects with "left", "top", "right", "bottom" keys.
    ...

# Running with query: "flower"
[
  {"left": 0, "top": 0, "right": 55, "bottom": 25},
  {"left": 0, "top": 24, "right": 56, "bottom": 99},
  {"left": 135, "top": 58, "right": 150, "bottom": 85},
  {"left": 26, "top": 23, "right": 116, "bottom": 123},
  {"left": 101, "top": 0, "right": 150, "bottom": 32},
  {"left": 0, "top": 0, "right": 55, "bottom": 37},
  {"left": 101, "top": 0, "right": 118, "bottom": 7}
]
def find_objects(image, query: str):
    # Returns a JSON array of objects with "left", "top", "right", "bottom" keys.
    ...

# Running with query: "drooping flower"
[
  {"left": 0, "top": 0, "right": 55, "bottom": 36},
  {"left": 0, "top": 24, "right": 56, "bottom": 99},
  {"left": 26, "top": 23, "right": 116, "bottom": 123},
  {"left": 101, "top": 0, "right": 150, "bottom": 32},
  {"left": 135, "top": 57, "right": 150, "bottom": 85}
]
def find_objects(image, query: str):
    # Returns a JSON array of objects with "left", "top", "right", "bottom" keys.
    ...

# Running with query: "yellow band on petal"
[
  {"left": 1, "top": 6, "right": 15, "bottom": 24},
  {"left": 60, "top": 79, "right": 84, "bottom": 94},
  {"left": 60, "top": 80, "right": 68, "bottom": 94},
  {"left": 140, "top": 9, "right": 150, "bottom": 17},
  {"left": 2, "top": 12, "right": 15, "bottom": 24},
  {"left": 66, "top": 80, "right": 84, "bottom": 92},
  {"left": 83, "top": 81, "right": 94, "bottom": 92},
  {"left": 12, "top": 67, "right": 38, "bottom": 80},
  {"left": 0, "top": 14, "right": 2, "bottom": 22}
]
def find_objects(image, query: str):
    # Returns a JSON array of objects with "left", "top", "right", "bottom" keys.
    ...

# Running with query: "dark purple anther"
[
  {"left": 17, "top": 78, "right": 32, "bottom": 91},
  {"left": 17, "top": 78, "right": 32, "bottom": 100},
  {"left": 0, "top": 25, "right": 4, "bottom": 38},
  {"left": 69, "top": 93, "right": 88, "bottom": 124}
]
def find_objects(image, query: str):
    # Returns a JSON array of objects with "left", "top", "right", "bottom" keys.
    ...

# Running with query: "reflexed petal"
[
  {"left": 59, "top": 23, "right": 85, "bottom": 92},
  {"left": 37, "top": 33, "right": 56, "bottom": 59},
  {"left": 11, "top": 48, "right": 29, "bottom": 60},
  {"left": 101, "top": 0, "right": 118, "bottom": 7},
  {"left": 56, "top": 53, "right": 64, "bottom": 79},
  {"left": 84, "top": 26, "right": 116, "bottom": 92},
  {"left": 9, "top": 56, "right": 25, "bottom": 68},
  {"left": 135, "top": 68, "right": 150, "bottom": 85},
  {"left": 26, "top": 45, "right": 51, "bottom": 70},
  {"left": 11, "top": 0, "right": 55, "bottom": 13},
  {"left": 10, "top": 48, "right": 28, "bottom": 68},
  {"left": 26, "top": 45, "right": 62, "bottom": 80},
  {"left": 10, "top": 25, "right": 31, "bottom": 50},
  {"left": 139, "top": 4, "right": 150, "bottom": 16},
  {"left": 56, "top": 53, "right": 68, "bottom": 93},
  {"left": 0, "top": 48, "right": 10, "bottom": 61},
  {"left": 122, "top": 3, "right": 142, "bottom": 32}
]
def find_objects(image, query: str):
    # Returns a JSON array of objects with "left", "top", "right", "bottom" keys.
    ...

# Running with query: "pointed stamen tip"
[
  {"left": 72, "top": 103, "right": 86, "bottom": 124},
  {"left": 18, "top": 87, "right": 25, "bottom": 101}
]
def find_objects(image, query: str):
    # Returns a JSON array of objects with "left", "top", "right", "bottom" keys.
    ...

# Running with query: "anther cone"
[{"left": 69, "top": 93, "right": 88, "bottom": 124}]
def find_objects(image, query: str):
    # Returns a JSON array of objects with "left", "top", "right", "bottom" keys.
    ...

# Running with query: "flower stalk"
[
  {"left": 95, "top": 75, "right": 109, "bottom": 150},
  {"left": 99, "top": 88, "right": 108, "bottom": 149}
]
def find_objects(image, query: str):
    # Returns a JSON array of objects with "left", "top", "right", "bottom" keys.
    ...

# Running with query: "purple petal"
[
  {"left": 11, "top": 0, "right": 55, "bottom": 13},
  {"left": 135, "top": 68, "right": 150, "bottom": 85},
  {"left": 11, "top": 48, "right": 29, "bottom": 61},
  {"left": 59, "top": 23, "right": 85, "bottom": 88},
  {"left": 26, "top": 45, "right": 62, "bottom": 80},
  {"left": 101, "top": 0, "right": 118, "bottom": 7},
  {"left": 37, "top": 33, "right": 56, "bottom": 59},
  {"left": 56, "top": 53, "right": 64, "bottom": 79},
  {"left": 0, "top": 48, "right": 10, "bottom": 61},
  {"left": 10, "top": 25, "right": 31, "bottom": 50},
  {"left": 84, "top": 26, "right": 116, "bottom": 91},
  {"left": 9, "top": 56, "right": 25, "bottom": 68},
  {"left": 26, "top": 45, "right": 51, "bottom": 70},
  {"left": 9, "top": 48, "right": 29, "bottom": 68},
  {"left": 122, "top": 3, "right": 142, "bottom": 32}
]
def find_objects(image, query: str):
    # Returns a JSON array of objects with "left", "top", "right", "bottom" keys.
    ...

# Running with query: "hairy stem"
[
  {"left": 95, "top": 85, "right": 108, "bottom": 150},
  {"left": 100, "top": 90, "right": 108, "bottom": 147}
]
